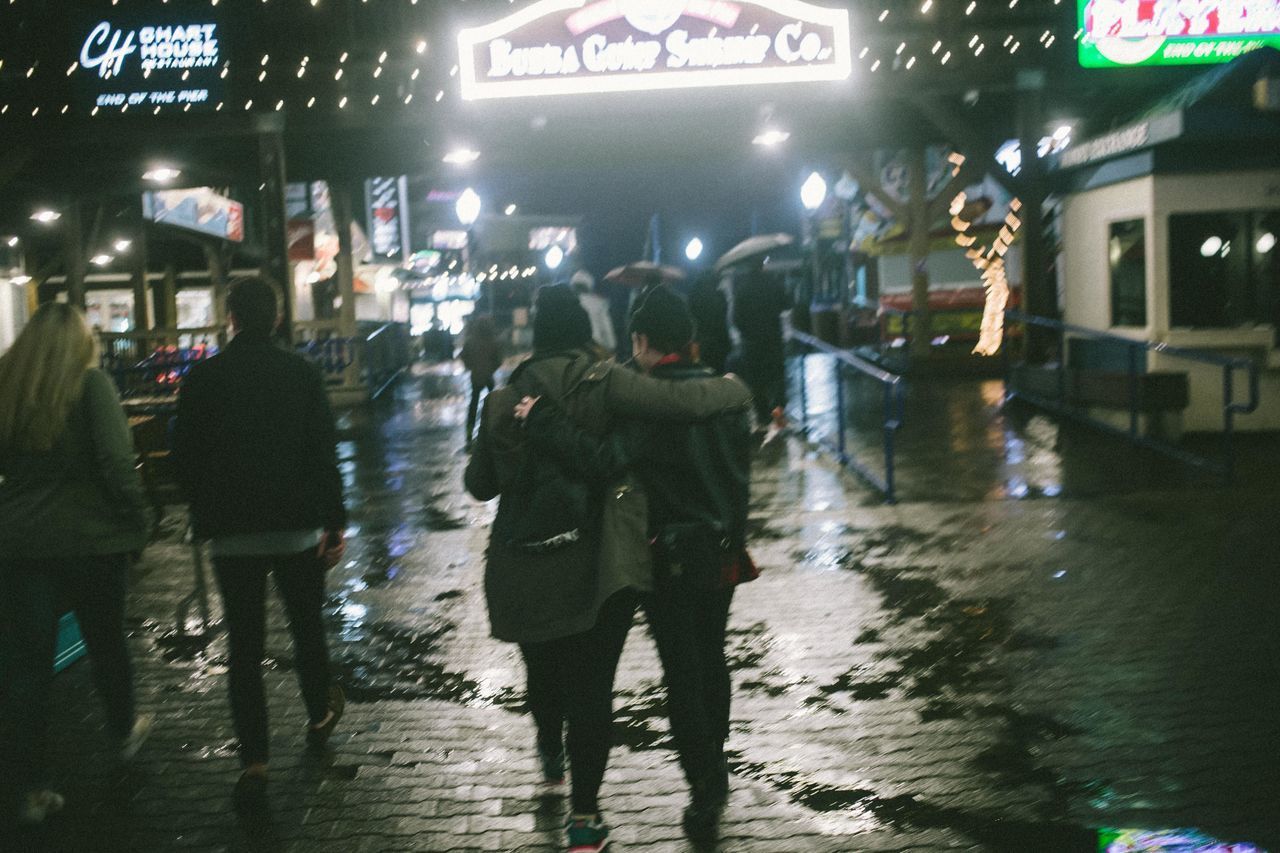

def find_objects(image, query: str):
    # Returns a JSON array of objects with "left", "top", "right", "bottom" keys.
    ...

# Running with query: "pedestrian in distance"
[
  {"left": 571, "top": 270, "right": 618, "bottom": 354},
  {"left": 465, "top": 284, "right": 750, "bottom": 853},
  {"left": 522, "top": 286, "right": 756, "bottom": 843},
  {"left": 460, "top": 313, "right": 504, "bottom": 447},
  {"left": 732, "top": 264, "right": 791, "bottom": 432},
  {"left": 0, "top": 303, "right": 153, "bottom": 826},
  {"left": 688, "top": 273, "right": 732, "bottom": 374},
  {"left": 173, "top": 277, "right": 347, "bottom": 813}
]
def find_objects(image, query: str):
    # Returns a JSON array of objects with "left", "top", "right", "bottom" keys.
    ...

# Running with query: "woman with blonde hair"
[{"left": 0, "top": 302, "right": 151, "bottom": 826}]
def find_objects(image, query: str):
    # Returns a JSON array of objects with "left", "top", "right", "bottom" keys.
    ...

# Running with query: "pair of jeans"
[
  {"left": 640, "top": 569, "right": 735, "bottom": 795},
  {"left": 212, "top": 549, "right": 332, "bottom": 766},
  {"left": 519, "top": 590, "right": 636, "bottom": 815},
  {"left": 0, "top": 554, "right": 135, "bottom": 805}
]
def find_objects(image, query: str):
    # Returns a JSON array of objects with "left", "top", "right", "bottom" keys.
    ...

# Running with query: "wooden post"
[
  {"left": 1017, "top": 71, "right": 1053, "bottom": 359},
  {"left": 161, "top": 263, "right": 178, "bottom": 330},
  {"left": 332, "top": 183, "right": 357, "bottom": 340},
  {"left": 907, "top": 146, "right": 931, "bottom": 363},
  {"left": 257, "top": 132, "right": 293, "bottom": 342},
  {"left": 203, "top": 238, "right": 227, "bottom": 343},
  {"left": 64, "top": 201, "right": 87, "bottom": 310},
  {"left": 131, "top": 215, "right": 150, "bottom": 331}
]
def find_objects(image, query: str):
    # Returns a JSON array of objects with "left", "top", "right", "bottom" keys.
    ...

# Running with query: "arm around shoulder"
[{"left": 604, "top": 365, "right": 751, "bottom": 421}]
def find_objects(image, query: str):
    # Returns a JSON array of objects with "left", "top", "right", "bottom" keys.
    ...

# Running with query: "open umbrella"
[
  {"left": 713, "top": 233, "right": 796, "bottom": 272},
  {"left": 603, "top": 261, "right": 686, "bottom": 288}
]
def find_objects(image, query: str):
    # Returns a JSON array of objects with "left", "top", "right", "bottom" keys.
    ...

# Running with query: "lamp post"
[
  {"left": 801, "top": 172, "right": 827, "bottom": 323},
  {"left": 456, "top": 187, "right": 483, "bottom": 314}
]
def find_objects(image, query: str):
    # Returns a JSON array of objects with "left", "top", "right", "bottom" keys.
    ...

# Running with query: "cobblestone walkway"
[{"left": 10, "top": 364, "right": 1279, "bottom": 852}]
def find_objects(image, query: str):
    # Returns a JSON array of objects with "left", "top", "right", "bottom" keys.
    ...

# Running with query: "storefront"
[{"left": 1053, "top": 49, "right": 1280, "bottom": 430}]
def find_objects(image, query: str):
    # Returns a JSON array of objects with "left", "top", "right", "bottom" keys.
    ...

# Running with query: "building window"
[
  {"left": 1169, "top": 210, "right": 1280, "bottom": 331},
  {"left": 1109, "top": 219, "right": 1146, "bottom": 327}
]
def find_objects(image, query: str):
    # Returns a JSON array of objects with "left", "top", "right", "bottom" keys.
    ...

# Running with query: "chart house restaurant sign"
[
  {"left": 458, "top": 0, "right": 852, "bottom": 100},
  {"left": 75, "top": 17, "right": 222, "bottom": 110},
  {"left": 1079, "top": 0, "right": 1280, "bottom": 67}
]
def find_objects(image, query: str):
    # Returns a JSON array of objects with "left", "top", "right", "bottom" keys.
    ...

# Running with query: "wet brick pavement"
[{"left": 8, "top": 363, "right": 1280, "bottom": 852}]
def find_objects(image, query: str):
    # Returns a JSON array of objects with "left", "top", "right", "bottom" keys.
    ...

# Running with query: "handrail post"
[
  {"left": 799, "top": 345, "right": 809, "bottom": 435},
  {"left": 1222, "top": 365, "right": 1235, "bottom": 485},
  {"left": 835, "top": 358, "right": 847, "bottom": 462},
  {"left": 883, "top": 382, "right": 896, "bottom": 504},
  {"left": 1127, "top": 344, "right": 1140, "bottom": 440}
]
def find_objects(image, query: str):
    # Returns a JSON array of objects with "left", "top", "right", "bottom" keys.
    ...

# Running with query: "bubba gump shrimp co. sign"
[{"left": 458, "top": 0, "right": 852, "bottom": 100}]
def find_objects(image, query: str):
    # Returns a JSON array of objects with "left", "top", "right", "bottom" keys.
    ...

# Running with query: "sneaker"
[
  {"left": 119, "top": 713, "right": 154, "bottom": 762},
  {"left": 305, "top": 685, "right": 345, "bottom": 749},
  {"left": 565, "top": 815, "right": 609, "bottom": 853},
  {"left": 18, "top": 790, "right": 65, "bottom": 825},
  {"left": 232, "top": 772, "right": 268, "bottom": 813}
]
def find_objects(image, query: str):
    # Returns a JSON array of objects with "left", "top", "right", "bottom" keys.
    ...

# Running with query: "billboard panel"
[{"left": 1079, "top": 0, "right": 1280, "bottom": 68}]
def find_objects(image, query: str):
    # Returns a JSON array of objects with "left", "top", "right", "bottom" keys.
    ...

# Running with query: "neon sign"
[
  {"left": 459, "top": 0, "right": 852, "bottom": 100},
  {"left": 1079, "top": 0, "right": 1280, "bottom": 67},
  {"left": 74, "top": 18, "right": 222, "bottom": 111}
]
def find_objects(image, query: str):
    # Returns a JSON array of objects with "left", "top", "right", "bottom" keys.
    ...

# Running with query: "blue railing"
[
  {"left": 787, "top": 329, "right": 906, "bottom": 504},
  {"left": 1003, "top": 310, "right": 1260, "bottom": 483}
]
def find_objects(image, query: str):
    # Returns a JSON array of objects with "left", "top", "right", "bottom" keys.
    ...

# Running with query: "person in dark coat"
[
  {"left": 174, "top": 277, "right": 347, "bottom": 812},
  {"left": 688, "top": 273, "right": 732, "bottom": 374},
  {"left": 732, "top": 266, "right": 791, "bottom": 427},
  {"left": 460, "top": 314, "right": 503, "bottom": 445},
  {"left": 523, "top": 286, "right": 756, "bottom": 844},
  {"left": 464, "top": 285, "right": 750, "bottom": 853},
  {"left": 0, "top": 303, "right": 152, "bottom": 826}
]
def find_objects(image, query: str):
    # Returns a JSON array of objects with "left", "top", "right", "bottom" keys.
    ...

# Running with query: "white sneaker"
[
  {"left": 19, "top": 789, "right": 65, "bottom": 824},
  {"left": 119, "top": 713, "right": 154, "bottom": 762}
]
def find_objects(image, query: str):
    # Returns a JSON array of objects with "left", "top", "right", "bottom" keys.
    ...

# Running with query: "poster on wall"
[
  {"left": 459, "top": 0, "right": 852, "bottom": 100},
  {"left": 72, "top": 12, "right": 225, "bottom": 110},
  {"left": 1079, "top": 0, "right": 1280, "bottom": 68},
  {"left": 143, "top": 188, "right": 244, "bottom": 242}
]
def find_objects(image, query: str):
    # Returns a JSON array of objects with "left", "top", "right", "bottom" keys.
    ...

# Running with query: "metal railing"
[
  {"left": 99, "top": 327, "right": 222, "bottom": 407},
  {"left": 1003, "top": 310, "right": 1260, "bottom": 483},
  {"left": 362, "top": 322, "right": 412, "bottom": 399},
  {"left": 787, "top": 329, "right": 906, "bottom": 504}
]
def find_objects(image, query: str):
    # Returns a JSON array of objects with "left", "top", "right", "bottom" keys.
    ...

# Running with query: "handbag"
[{"left": 652, "top": 522, "right": 733, "bottom": 590}]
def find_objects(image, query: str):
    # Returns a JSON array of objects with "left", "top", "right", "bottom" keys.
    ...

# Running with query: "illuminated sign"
[
  {"left": 75, "top": 18, "right": 223, "bottom": 109},
  {"left": 459, "top": 0, "right": 852, "bottom": 100},
  {"left": 1079, "top": 0, "right": 1280, "bottom": 67},
  {"left": 365, "top": 177, "right": 410, "bottom": 261},
  {"left": 143, "top": 188, "right": 244, "bottom": 242}
]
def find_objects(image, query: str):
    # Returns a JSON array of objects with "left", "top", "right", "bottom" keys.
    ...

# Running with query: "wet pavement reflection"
[{"left": 16, "top": 362, "right": 1279, "bottom": 852}]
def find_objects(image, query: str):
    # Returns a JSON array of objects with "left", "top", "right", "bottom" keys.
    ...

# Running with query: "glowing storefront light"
[
  {"left": 459, "top": 0, "right": 852, "bottom": 101},
  {"left": 1078, "top": 0, "right": 1280, "bottom": 68},
  {"left": 685, "top": 237, "right": 704, "bottom": 260}
]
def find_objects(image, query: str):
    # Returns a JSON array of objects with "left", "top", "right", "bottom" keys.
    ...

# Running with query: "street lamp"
[
  {"left": 685, "top": 238, "right": 704, "bottom": 262},
  {"left": 545, "top": 245, "right": 565, "bottom": 271},
  {"left": 800, "top": 172, "right": 829, "bottom": 326},
  {"left": 456, "top": 187, "right": 481, "bottom": 226},
  {"left": 801, "top": 172, "right": 828, "bottom": 211}
]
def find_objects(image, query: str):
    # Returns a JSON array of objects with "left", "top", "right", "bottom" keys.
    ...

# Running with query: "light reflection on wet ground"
[{"left": 15, "top": 361, "right": 1279, "bottom": 852}]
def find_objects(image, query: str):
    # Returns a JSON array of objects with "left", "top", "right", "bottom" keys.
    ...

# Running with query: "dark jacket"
[
  {"left": 0, "top": 368, "right": 148, "bottom": 559},
  {"left": 464, "top": 349, "right": 751, "bottom": 643},
  {"left": 173, "top": 334, "right": 346, "bottom": 540},
  {"left": 732, "top": 271, "right": 790, "bottom": 350},
  {"left": 460, "top": 318, "right": 503, "bottom": 385},
  {"left": 634, "top": 360, "right": 752, "bottom": 546},
  {"left": 689, "top": 283, "right": 731, "bottom": 374}
]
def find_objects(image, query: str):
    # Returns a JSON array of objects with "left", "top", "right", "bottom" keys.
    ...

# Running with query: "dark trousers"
[
  {"left": 0, "top": 555, "right": 135, "bottom": 803},
  {"left": 466, "top": 376, "right": 494, "bottom": 442},
  {"left": 212, "top": 549, "right": 332, "bottom": 766},
  {"left": 519, "top": 590, "right": 636, "bottom": 815},
  {"left": 742, "top": 341, "right": 786, "bottom": 423},
  {"left": 640, "top": 572, "right": 735, "bottom": 793}
]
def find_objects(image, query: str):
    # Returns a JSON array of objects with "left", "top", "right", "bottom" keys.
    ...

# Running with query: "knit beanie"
[{"left": 532, "top": 284, "right": 593, "bottom": 353}]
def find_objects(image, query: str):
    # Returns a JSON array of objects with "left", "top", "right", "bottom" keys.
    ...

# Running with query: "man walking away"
[
  {"left": 460, "top": 313, "right": 503, "bottom": 447},
  {"left": 174, "top": 277, "right": 347, "bottom": 812},
  {"left": 629, "top": 287, "right": 757, "bottom": 843},
  {"left": 688, "top": 273, "right": 731, "bottom": 374}
]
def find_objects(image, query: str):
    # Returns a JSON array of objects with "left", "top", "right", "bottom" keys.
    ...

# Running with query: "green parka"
[
  {"left": 0, "top": 368, "right": 149, "bottom": 560},
  {"left": 464, "top": 349, "right": 751, "bottom": 643}
]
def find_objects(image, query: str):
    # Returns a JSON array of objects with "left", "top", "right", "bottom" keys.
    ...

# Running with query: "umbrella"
[
  {"left": 713, "top": 233, "right": 796, "bottom": 272},
  {"left": 603, "top": 261, "right": 686, "bottom": 288}
]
